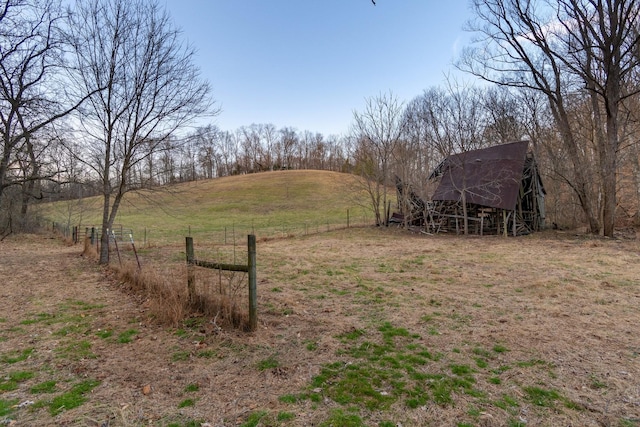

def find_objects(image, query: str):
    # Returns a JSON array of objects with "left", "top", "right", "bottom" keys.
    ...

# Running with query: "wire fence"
[
  {"left": 52, "top": 207, "right": 371, "bottom": 250},
  {"left": 50, "top": 214, "right": 374, "bottom": 330},
  {"left": 51, "top": 211, "right": 374, "bottom": 266}
]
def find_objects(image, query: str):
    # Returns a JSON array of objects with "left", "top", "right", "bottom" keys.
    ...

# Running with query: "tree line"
[{"left": 2, "top": 0, "right": 639, "bottom": 264}]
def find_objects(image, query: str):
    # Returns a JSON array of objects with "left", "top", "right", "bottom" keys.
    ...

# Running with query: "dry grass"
[
  {"left": 81, "top": 236, "right": 98, "bottom": 259},
  {"left": 111, "top": 261, "right": 188, "bottom": 326},
  {"left": 1, "top": 229, "right": 639, "bottom": 426},
  {"left": 99, "top": 226, "right": 640, "bottom": 425},
  {"left": 111, "top": 260, "right": 249, "bottom": 329}
]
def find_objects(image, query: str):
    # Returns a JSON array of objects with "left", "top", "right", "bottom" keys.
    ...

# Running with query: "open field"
[
  {"left": 1, "top": 227, "right": 639, "bottom": 426},
  {"left": 40, "top": 170, "right": 372, "bottom": 246}
]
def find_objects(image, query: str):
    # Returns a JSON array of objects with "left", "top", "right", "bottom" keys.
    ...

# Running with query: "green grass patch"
[
  {"left": 493, "top": 344, "right": 509, "bottom": 353},
  {"left": 178, "top": 398, "right": 195, "bottom": 408},
  {"left": 7, "top": 370, "right": 35, "bottom": 385},
  {"left": 338, "top": 328, "right": 365, "bottom": 341},
  {"left": 472, "top": 347, "right": 491, "bottom": 358},
  {"left": 1, "top": 348, "right": 34, "bottom": 364},
  {"left": 20, "top": 312, "right": 56, "bottom": 325},
  {"left": 183, "top": 317, "right": 205, "bottom": 329},
  {"left": 494, "top": 394, "right": 519, "bottom": 410},
  {"left": 589, "top": 374, "right": 607, "bottom": 389},
  {"left": 48, "top": 379, "right": 100, "bottom": 416},
  {"left": 420, "top": 314, "right": 434, "bottom": 323},
  {"left": 30, "top": 380, "right": 57, "bottom": 394},
  {"left": 310, "top": 321, "right": 482, "bottom": 414},
  {"left": 475, "top": 358, "right": 488, "bottom": 368},
  {"left": 117, "top": 329, "right": 138, "bottom": 343},
  {"left": 63, "top": 300, "right": 105, "bottom": 311},
  {"left": 516, "top": 359, "right": 547, "bottom": 368},
  {"left": 257, "top": 355, "right": 279, "bottom": 371},
  {"left": 312, "top": 362, "right": 397, "bottom": 410},
  {"left": 0, "top": 398, "right": 18, "bottom": 417},
  {"left": 196, "top": 350, "right": 216, "bottom": 359},
  {"left": 319, "top": 409, "right": 364, "bottom": 427},
  {"left": 174, "top": 329, "right": 189, "bottom": 338},
  {"left": 450, "top": 364, "right": 474, "bottom": 375},
  {"left": 184, "top": 383, "right": 199, "bottom": 392},
  {"left": 523, "top": 386, "right": 560, "bottom": 407},
  {"left": 166, "top": 420, "right": 204, "bottom": 427},
  {"left": 277, "top": 411, "right": 295, "bottom": 421},
  {"left": 171, "top": 350, "right": 191, "bottom": 361},
  {"left": 278, "top": 394, "right": 300, "bottom": 404},
  {"left": 489, "top": 376, "right": 501, "bottom": 385},
  {"left": 241, "top": 410, "right": 268, "bottom": 427},
  {"left": 96, "top": 329, "right": 113, "bottom": 339},
  {"left": 56, "top": 340, "right": 95, "bottom": 360}
]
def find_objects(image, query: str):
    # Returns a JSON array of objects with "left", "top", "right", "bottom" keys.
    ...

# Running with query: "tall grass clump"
[
  {"left": 81, "top": 236, "right": 98, "bottom": 260},
  {"left": 112, "top": 262, "right": 249, "bottom": 330},
  {"left": 112, "top": 262, "right": 187, "bottom": 326}
]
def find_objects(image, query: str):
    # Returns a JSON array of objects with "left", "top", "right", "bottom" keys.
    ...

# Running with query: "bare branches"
[
  {"left": 352, "top": 91, "right": 406, "bottom": 225},
  {"left": 461, "top": 0, "right": 640, "bottom": 235},
  {"left": 0, "top": 0, "right": 84, "bottom": 231},
  {"left": 66, "top": 0, "right": 215, "bottom": 263}
]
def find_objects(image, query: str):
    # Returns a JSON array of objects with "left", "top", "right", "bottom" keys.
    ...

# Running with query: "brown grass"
[
  {"left": 81, "top": 236, "right": 98, "bottom": 259},
  {"left": 1, "top": 229, "right": 639, "bottom": 426},
  {"left": 112, "top": 261, "right": 188, "bottom": 326},
  {"left": 111, "top": 260, "right": 249, "bottom": 329}
]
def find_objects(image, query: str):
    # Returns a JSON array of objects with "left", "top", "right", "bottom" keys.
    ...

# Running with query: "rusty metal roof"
[{"left": 431, "top": 141, "right": 530, "bottom": 210}]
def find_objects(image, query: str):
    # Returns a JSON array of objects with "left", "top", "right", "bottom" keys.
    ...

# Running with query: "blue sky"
[{"left": 163, "top": 0, "right": 474, "bottom": 136}]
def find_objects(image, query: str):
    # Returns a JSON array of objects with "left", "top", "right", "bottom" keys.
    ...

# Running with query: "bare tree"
[
  {"left": 0, "top": 0, "right": 86, "bottom": 233},
  {"left": 218, "top": 130, "right": 238, "bottom": 176},
  {"left": 482, "top": 86, "right": 527, "bottom": 144},
  {"left": 66, "top": 0, "right": 213, "bottom": 264},
  {"left": 461, "top": 0, "right": 640, "bottom": 236},
  {"left": 409, "top": 84, "right": 490, "bottom": 234},
  {"left": 192, "top": 125, "right": 222, "bottom": 179},
  {"left": 279, "top": 127, "right": 299, "bottom": 170},
  {"left": 352, "top": 91, "right": 407, "bottom": 226}
]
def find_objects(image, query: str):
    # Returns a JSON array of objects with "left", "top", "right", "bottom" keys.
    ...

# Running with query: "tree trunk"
[
  {"left": 551, "top": 103, "right": 601, "bottom": 234},
  {"left": 0, "top": 140, "right": 11, "bottom": 202},
  {"left": 631, "top": 140, "right": 640, "bottom": 224},
  {"left": 601, "top": 120, "right": 618, "bottom": 237}
]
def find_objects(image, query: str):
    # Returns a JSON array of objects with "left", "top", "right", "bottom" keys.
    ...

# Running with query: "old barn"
[{"left": 426, "top": 140, "right": 545, "bottom": 235}]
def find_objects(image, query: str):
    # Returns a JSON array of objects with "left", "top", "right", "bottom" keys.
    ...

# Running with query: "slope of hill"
[{"left": 41, "top": 170, "right": 373, "bottom": 245}]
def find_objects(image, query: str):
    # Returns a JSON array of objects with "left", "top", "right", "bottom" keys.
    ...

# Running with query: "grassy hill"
[{"left": 40, "top": 170, "right": 374, "bottom": 246}]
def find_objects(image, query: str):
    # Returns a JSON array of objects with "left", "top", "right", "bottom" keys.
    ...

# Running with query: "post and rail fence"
[{"left": 186, "top": 235, "right": 257, "bottom": 331}]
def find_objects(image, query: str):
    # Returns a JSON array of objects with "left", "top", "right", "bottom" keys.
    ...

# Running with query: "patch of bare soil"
[{"left": 1, "top": 229, "right": 640, "bottom": 426}]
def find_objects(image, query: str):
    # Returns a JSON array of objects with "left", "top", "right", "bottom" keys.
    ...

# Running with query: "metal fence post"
[
  {"left": 248, "top": 234, "right": 257, "bottom": 331},
  {"left": 186, "top": 237, "right": 195, "bottom": 303}
]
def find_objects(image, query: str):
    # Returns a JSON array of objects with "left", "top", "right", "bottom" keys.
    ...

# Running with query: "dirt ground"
[{"left": 1, "top": 229, "right": 639, "bottom": 426}]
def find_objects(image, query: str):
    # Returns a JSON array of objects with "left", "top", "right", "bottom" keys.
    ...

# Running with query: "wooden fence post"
[
  {"left": 248, "top": 234, "right": 257, "bottom": 331},
  {"left": 186, "top": 237, "right": 195, "bottom": 303}
]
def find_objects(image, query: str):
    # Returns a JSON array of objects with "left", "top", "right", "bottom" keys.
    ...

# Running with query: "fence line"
[
  {"left": 186, "top": 235, "right": 257, "bottom": 331},
  {"left": 52, "top": 222, "right": 133, "bottom": 244},
  {"left": 52, "top": 208, "right": 372, "bottom": 251}
]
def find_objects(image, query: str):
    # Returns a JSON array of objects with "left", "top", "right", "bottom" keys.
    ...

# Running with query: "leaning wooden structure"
[{"left": 426, "top": 141, "right": 546, "bottom": 236}]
